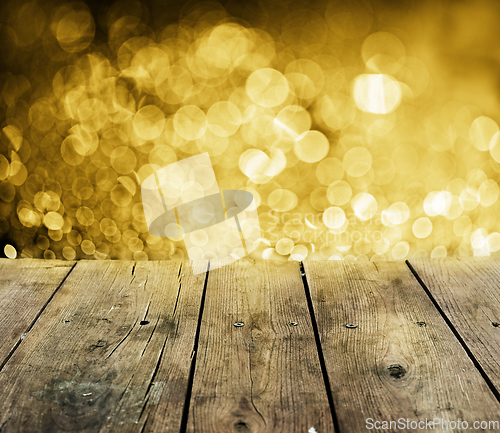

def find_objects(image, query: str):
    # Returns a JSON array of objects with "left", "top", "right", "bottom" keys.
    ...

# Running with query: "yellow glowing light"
[
  {"left": 471, "top": 228, "right": 488, "bottom": 249},
  {"left": 469, "top": 116, "right": 499, "bottom": 151},
  {"left": 327, "top": 181, "right": 352, "bottom": 206},
  {"left": 478, "top": 179, "right": 499, "bottom": 207},
  {"left": 133, "top": 105, "right": 165, "bottom": 141},
  {"left": 111, "top": 146, "right": 137, "bottom": 175},
  {"left": 207, "top": 101, "right": 242, "bottom": 137},
  {"left": 361, "top": 32, "right": 405, "bottom": 75},
  {"left": 373, "top": 238, "right": 390, "bottom": 255},
  {"left": 424, "top": 191, "right": 450, "bottom": 216},
  {"left": 294, "top": 130, "right": 329, "bottom": 163},
  {"left": 4, "top": 244, "right": 16, "bottom": 259},
  {"left": 352, "top": 74, "right": 402, "bottom": 114},
  {"left": 56, "top": 9, "right": 95, "bottom": 53},
  {"left": 0, "top": 155, "right": 9, "bottom": 181},
  {"left": 285, "top": 59, "right": 324, "bottom": 100},
  {"left": 489, "top": 131, "right": 500, "bottom": 162},
  {"left": 352, "top": 193, "right": 377, "bottom": 221},
  {"left": 413, "top": 217, "right": 432, "bottom": 238},
  {"left": 343, "top": 147, "right": 372, "bottom": 177},
  {"left": 62, "top": 246, "right": 76, "bottom": 260},
  {"left": 487, "top": 233, "right": 500, "bottom": 252},
  {"left": 274, "top": 105, "right": 311, "bottom": 140},
  {"left": 319, "top": 93, "right": 356, "bottom": 131},
  {"left": 386, "top": 202, "right": 410, "bottom": 226},
  {"left": 246, "top": 68, "right": 289, "bottom": 108},
  {"left": 3, "top": 1, "right": 499, "bottom": 263},
  {"left": 323, "top": 207, "right": 346, "bottom": 229},
  {"left": 392, "top": 241, "right": 410, "bottom": 260},
  {"left": 173, "top": 105, "right": 207, "bottom": 141},
  {"left": 268, "top": 189, "right": 298, "bottom": 212},
  {"left": 239, "top": 149, "right": 285, "bottom": 184},
  {"left": 453, "top": 215, "right": 472, "bottom": 237},
  {"left": 444, "top": 195, "right": 463, "bottom": 220},
  {"left": 431, "top": 246, "right": 447, "bottom": 258},
  {"left": 316, "top": 158, "right": 344, "bottom": 186},
  {"left": 460, "top": 187, "right": 480, "bottom": 211},
  {"left": 44, "top": 212, "right": 64, "bottom": 230},
  {"left": 276, "top": 238, "right": 294, "bottom": 255},
  {"left": 290, "top": 244, "right": 308, "bottom": 261}
]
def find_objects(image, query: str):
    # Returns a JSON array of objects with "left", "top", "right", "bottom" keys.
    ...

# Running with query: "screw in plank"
[
  {"left": 416, "top": 321, "right": 426, "bottom": 327},
  {"left": 234, "top": 322, "right": 244, "bottom": 327},
  {"left": 289, "top": 322, "right": 298, "bottom": 326},
  {"left": 345, "top": 324, "right": 357, "bottom": 329}
]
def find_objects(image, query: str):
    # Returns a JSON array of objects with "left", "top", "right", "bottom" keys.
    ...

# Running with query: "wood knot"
[
  {"left": 234, "top": 420, "right": 250, "bottom": 431},
  {"left": 387, "top": 364, "right": 406, "bottom": 379}
]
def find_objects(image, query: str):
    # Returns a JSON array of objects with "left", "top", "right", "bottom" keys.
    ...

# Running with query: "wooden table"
[{"left": 0, "top": 258, "right": 500, "bottom": 432}]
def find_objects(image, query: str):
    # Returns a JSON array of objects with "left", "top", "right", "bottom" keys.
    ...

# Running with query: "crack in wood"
[
  {"left": 105, "top": 319, "right": 138, "bottom": 360},
  {"left": 139, "top": 413, "right": 149, "bottom": 433},
  {"left": 143, "top": 334, "right": 168, "bottom": 400},
  {"left": 247, "top": 346, "right": 266, "bottom": 426},
  {"left": 137, "top": 393, "right": 150, "bottom": 423},
  {"left": 118, "top": 374, "right": 134, "bottom": 403},
  {"left": 173, "top": 282, "right": 182, "bottom": 317},
  {"left": 143, "top": 301, "right": 151, "bottom": 322},
  {"left": 141, "top": 316, "right": 160, "bottom": 357},
  {"left": 179, "top": 262, "right": 210, "bottom": 433}
]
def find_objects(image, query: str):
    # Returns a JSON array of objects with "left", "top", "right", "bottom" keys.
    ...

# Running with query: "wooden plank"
[
  {"left": 0, "top": 258, "right": 74, "bottom": 369},
  {"left": 0, "top": 260, "right": 208, "bottom": 432},
  {"left": 303, "top": 260, "right": 500, "bottom": 432},
  {"left": 186, "top": 259, "right": 334, "bottom": 433},
  {"left": 408, "top": 257, "right": 500, "bottom": 394}
]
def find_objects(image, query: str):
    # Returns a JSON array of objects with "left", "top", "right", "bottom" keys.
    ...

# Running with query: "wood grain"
[
  {"left": 303, "top": 260, "right": 500, "bottom": 432},
  {"left": 186, "top": 259, "right": 334, "bottom": 433},
  {"left": 0, "top": 260, "right": 207, "bottom": 433},
  {"left": 0, "top": 259, "right": 74, "bottom": 368},
  {"left": 408, "top": 257, "right": 500, "bottom": 394}
]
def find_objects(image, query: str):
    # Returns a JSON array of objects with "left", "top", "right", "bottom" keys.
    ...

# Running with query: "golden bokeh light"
[
  {"left": 352, "top": 74, "right": 402, "bottom": 114},
  {"left": 2, "top": 0, "right": 500, "bottom": 262}
]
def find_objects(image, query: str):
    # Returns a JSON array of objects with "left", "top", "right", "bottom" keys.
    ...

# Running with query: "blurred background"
[{"left": 1, "top": 0, "right": 500, "bottom": 261}]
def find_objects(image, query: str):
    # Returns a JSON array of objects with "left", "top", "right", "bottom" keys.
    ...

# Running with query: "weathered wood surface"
[
  {"left": 0, "top": 260, "right": 207, "bottom": 432},
  {"left": 408, "top": 257, "right": 500, "bottom": 397},
  {"left": 186, "top": 259, "right": 334, "bottom": 433},
  {"left": 0, "top": 259, "right": 74, "bottom": 369},
  {"left": 1, "top": 258, "right": 500, "bottom": 432},
  {"left": 303, "top": 260, "right": 500, "bottom": 432}
]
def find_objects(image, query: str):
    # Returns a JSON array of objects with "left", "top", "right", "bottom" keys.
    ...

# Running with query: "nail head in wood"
[
  {"left": 345, "top": 323, "right": 357, "bottom": 329},
  {"left": 233, "top": 322, "right": 244, "bottom": 327}
]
